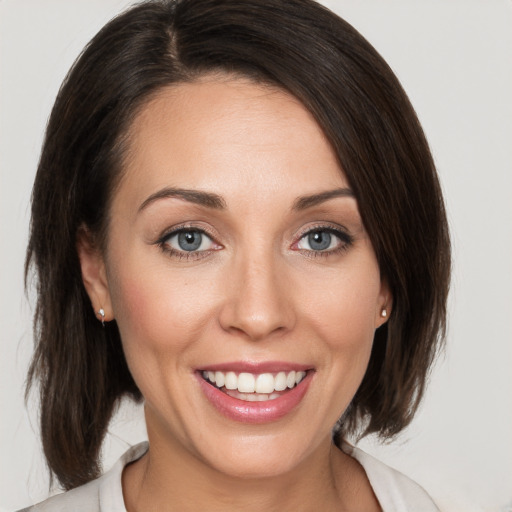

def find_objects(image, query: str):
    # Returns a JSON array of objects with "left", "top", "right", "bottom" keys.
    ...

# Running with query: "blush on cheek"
[
  {"left": 111, "top": 268, "right": 214, "bottom": 355},
  {"left": 309, "top": 291, "right": 377, "bottom": 348},
  {"left": 110, "top": 273, "right": 186, "bottom": 395}
]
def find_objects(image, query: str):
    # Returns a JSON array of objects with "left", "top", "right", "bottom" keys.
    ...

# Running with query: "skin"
[{"left": 79, "top": 76, "right": 390, "bottom": 511}]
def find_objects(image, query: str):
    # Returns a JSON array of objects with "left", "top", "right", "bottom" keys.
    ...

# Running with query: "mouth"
[
  {"left": 200, "top": 369, "right": 308, "bottom": 402},
  {"left": 196, "top": 363, "right": 313, "bottom": 423},
  {"left": 195, "top": 361, "right": 316, "bottom": 423}
]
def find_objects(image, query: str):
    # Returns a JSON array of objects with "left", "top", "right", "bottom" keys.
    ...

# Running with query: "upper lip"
[{"left": 197, "top": 361, "right": 313, "bottom": 374}]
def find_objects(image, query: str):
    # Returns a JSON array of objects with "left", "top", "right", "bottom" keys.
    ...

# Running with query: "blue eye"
[
  {"left": 306, "top": 231, "right": 332, "bottom": 251},
  {"left": 297, "top": 228, "right": 349, "bottom": 253},
  {"left": 164, "top": 229, "right": 215, "bottom": 252}
]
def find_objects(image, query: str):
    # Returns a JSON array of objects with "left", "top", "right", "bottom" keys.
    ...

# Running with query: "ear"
[
  {"left": 375, "top": 277, "right": 392, "bottom": 329},
  {"left": 76, "top": 226, "right": 114, "bottom": 323}
]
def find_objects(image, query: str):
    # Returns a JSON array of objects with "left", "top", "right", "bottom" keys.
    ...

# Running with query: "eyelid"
[
  {"left": 291, "top": 223, "right": 354, "bottom": 254},
  {"left": 153, "top": 221, "right": 353, "bottom": 261},
  {"left": 155, "top": 222, "right": 219, "bottom": 245},
  {"left": 155, "top": 223, "right": 223, "bottom": 260},
  {"left": 294, "top": 222, "right": 352, "bottom": 242},
  {"left": 166, "top": 229, "right": 215, "bottom": 252}
]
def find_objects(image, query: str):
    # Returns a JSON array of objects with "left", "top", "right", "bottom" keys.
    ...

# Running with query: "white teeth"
[
  {"left": 224, "top": 371, "right": 238, "bottom": 390},
  {"left": 225, "top": 389, "right": 285, "bottom": 401},
  {"left": 214, "top": 371, "right": 225, "bottom": 388},
  {"left": 202, "top": 369, "right": 308, "bottom": 395},
  {"left": 238, "top": 373, "right": 255, "bottom": 393},
  {"left": 255, "top": 373, "right": 275, "bottom": 394},
  {"left": 286, "top": 371, "right": 296, "bottom": 389},
  {"left": 274, "top": 372, "right": 287, "bottom": 391}
]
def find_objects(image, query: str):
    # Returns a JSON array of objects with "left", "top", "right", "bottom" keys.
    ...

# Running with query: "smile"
[
  {"left": 201, "top": 370, "right": 308, "bottom": 401},
  {"left": 197, "top": 364, "right": 313, "bottom": 423}
]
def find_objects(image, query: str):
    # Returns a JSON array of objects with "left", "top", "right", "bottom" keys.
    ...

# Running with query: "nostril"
[
  {"left": 219, "top": 311, "right": 291, "bottom": 342},
  {"left": 217, "top": 267, "right": 296, "bottom": 340}
]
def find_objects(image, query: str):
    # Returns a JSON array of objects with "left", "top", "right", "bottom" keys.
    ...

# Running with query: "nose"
[{"left": 218, "top": 251, "right": 296, "bottom": 341}]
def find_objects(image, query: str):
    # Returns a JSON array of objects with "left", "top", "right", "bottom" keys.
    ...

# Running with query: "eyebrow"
[
  {"left": 138, "top": 187, "right": 227, "bottom": 212},
  {"left": 292, "top": 188, "right": 354, "bottom": 210},
  {"left": 138, "top": 186, "right": 354, "bottom": 213}
]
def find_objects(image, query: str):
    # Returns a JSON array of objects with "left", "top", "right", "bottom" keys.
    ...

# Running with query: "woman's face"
[{"left": 81, "top": 77, "right": 389, "bottom": 478}]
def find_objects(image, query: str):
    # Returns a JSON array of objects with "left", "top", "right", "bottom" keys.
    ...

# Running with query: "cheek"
[
  {"left": 106, "top": 257, "right": 224, "bottom": 410},
  {"left": 107, "top": 258, "right": 217, "bottom": 357},
  {"left": 308, "top": 273, "right": 379, "bottom": 335},
  {"left": 298, "top": 258, "right": 381, "bottom": 366}
]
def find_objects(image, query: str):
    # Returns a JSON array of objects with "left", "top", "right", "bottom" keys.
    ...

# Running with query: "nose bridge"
[{"left": 219, "top": 244, "right": 294, "bottom": 340}]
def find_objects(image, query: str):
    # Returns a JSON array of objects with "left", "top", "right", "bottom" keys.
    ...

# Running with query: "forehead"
[{"left": 116, "top": 77, "right": 348, "bottom": 212}]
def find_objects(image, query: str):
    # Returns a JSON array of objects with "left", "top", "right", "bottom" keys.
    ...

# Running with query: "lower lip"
[{"left": 196, "top": 372, "right": 313, "bottom": 424}]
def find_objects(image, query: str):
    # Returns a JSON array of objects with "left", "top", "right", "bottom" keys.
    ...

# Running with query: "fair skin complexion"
[{"left": 79, "top": 77, "right": 390, "bottom": 511}]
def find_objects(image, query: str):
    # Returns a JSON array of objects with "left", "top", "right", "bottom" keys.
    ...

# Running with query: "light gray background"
[{"left": 1, "top": 1, "right": 511, "bottom": 511}]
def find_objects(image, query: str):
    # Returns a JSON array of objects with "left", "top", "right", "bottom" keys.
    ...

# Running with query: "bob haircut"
[{"left": 26, "top": 0, "right": 451, "bottom": 491}]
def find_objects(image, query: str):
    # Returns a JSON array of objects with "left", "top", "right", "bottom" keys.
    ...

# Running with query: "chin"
[{"left": 191, "top": 427, "right": 328, "bottom": 480}]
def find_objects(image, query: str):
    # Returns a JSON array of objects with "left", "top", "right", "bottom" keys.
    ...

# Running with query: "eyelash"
[
  {"left": 293, "top": 224, "right": 354, "bottom": 259},
  {"left": 155, "top": 224, "right": 220, "bottom": 261},
  {"left": 155, "top": 223, "right": 353, "bottom": 261}
]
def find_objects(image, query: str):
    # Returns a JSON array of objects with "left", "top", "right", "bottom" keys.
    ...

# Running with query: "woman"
[{"left": 21, "top": 0, "right": 450, "bottom": 510}]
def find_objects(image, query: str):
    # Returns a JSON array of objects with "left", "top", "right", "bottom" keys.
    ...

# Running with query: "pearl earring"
[
  {"left": 97, "top": 308, "right": 105, "bottom": 327},
  {"left": 380, "top": 308, "right": 387, "bottom": 318}
]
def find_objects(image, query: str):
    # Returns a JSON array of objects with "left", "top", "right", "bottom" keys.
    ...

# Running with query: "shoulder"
[
  {"left": 17, "top": 442, "right": 148, "bottom": 512},
  {"left": 342, "top": 441, "right": 440, "bottom": 512},
  {"left": 16, "top": 479, "right": 101, "bottom": 512}
]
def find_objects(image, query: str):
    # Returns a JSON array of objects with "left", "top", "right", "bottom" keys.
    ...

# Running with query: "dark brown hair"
[{"left": 26, "top": 0, "right": 450, "bottom": 491}]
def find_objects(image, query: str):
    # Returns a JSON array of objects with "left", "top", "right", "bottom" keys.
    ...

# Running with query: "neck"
[{"left": 122, "top": 413, "right": 379, "bottom": 512}]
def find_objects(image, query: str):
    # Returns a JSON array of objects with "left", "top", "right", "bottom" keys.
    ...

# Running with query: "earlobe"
[
  {"left": 375, "top": 302, "right": 391, "bottom": 328},
  {"left": 76, "top": 227, "right": 113, "bottom": 323},
  {"left": 375, "top": 278, "right": 392, "bottom": 328}
]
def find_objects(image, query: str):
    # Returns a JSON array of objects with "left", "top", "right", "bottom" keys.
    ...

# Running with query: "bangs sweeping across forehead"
[{"left": 26, "top": 0, "right": 450, "bottom": 490}]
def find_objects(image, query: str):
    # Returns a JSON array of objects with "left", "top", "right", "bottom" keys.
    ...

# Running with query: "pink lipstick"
[{"left": 196, "top": 363, "right": 313, "bottom": 424}]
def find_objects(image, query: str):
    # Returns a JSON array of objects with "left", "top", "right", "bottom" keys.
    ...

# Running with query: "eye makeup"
[
  {"left": 292, "top": 223, "right": 354, "bottom": 259},
  {"left": 154, "top": 223, "right": 223, "bottom": 261},
  {"left": 153, "top": 220, "right": 354, "bottom": 262}
]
